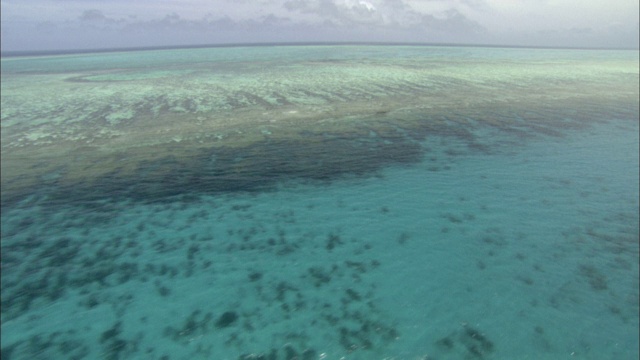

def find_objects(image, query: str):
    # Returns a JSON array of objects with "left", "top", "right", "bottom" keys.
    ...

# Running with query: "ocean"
[{"left": 1, "top": 44, "right": 638, "bottom": 360}]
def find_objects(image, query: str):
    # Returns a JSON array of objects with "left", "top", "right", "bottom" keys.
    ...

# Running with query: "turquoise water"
[{"left": 1, "top": 45, "right": 639, "bottom": 359}]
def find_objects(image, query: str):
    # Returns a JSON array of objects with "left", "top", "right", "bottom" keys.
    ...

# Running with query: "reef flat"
[{"left": 2, "top": 46, "right": 638, "bottom": 205}]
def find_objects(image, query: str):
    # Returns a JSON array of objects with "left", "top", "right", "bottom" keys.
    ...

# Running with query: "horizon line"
[{"left": 2, "top": 40, "right": 638, "bottom": 58}]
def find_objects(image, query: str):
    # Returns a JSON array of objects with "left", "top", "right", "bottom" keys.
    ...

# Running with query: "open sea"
[{"left": 1, "top": 44, "right": 638, "bottom": 360}]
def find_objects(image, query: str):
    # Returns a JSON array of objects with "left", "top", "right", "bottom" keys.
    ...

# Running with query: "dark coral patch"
[{"left": 216, "top": 311, "right": 239, "bottom": 328}]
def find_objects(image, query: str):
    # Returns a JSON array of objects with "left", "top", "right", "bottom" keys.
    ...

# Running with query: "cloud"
[
  {"left": 79, "top": 9, "right": 108, "bottom": 22},
  {"left": 281, "top": 0, "right": 485, "bottom": 37},
  {"left": 0, "top": 0, "right": 637, "bottom": 51},
  {"left": 22, "top": 1, "right": 484, "bottom": 48},
  {"left": 419, "top": 9, "right": 486, "bottom": 35},
  {"left": 283, "top": 0, "right": 379, "bottom": 25}
]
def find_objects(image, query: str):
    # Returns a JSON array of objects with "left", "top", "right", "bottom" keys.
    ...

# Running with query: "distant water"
[{"left": 1, "top": 45, "right": 638, "bottom": 360}]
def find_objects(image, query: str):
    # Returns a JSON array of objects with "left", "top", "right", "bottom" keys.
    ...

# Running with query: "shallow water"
[{"left": 1, "top": 45, "right": 639, "bottom": 360}]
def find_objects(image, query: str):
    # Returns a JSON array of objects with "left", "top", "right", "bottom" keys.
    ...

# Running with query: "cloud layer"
[{"left": 1, "top": 0, "right": 638, "bottom": 51}]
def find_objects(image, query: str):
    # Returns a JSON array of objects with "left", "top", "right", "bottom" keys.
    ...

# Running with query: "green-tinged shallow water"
[{"left": 1, "top": 45, "right": 639, "bottom": 360}]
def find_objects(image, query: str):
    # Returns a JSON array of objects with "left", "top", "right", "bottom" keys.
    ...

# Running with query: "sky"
[{"left": 1, "top": 0, "right": 638, "bottom": 52}]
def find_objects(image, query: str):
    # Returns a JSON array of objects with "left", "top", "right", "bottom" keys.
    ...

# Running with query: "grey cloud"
[
  {"left": 283, "top": 0, "right": 338, "bottom": 15},
  {"left": 71, "top": 7, "right": 294, "bottom": 35},
  {"left": 417, "top": 9, "right": 486, "bottom": 35},
  {"left": 78, "top": 9, "right": 126, "bottom": 27},
  {"left": 0, "top": 0, "right": 488, "bottom": 52},
  {"left": 121, "top": 12, "right": 293, "bottom": 33},
  {"left": 4, "top": 0, "right": 634, "bottom": 52},
  {"left": 79, "top": 9, "right": 108, "bottom": 22},
  {"left": 282, "top": 0, "right": 485, "bottom": 36},
  {"left": 283, "top": 0, "right": 380, "bottom": 25},
  {"left": 62, "top": 3, "right": 486, "bottom": 48},
  {"left": 424, "top": 0, "right": 489, "bottom": 10}
]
